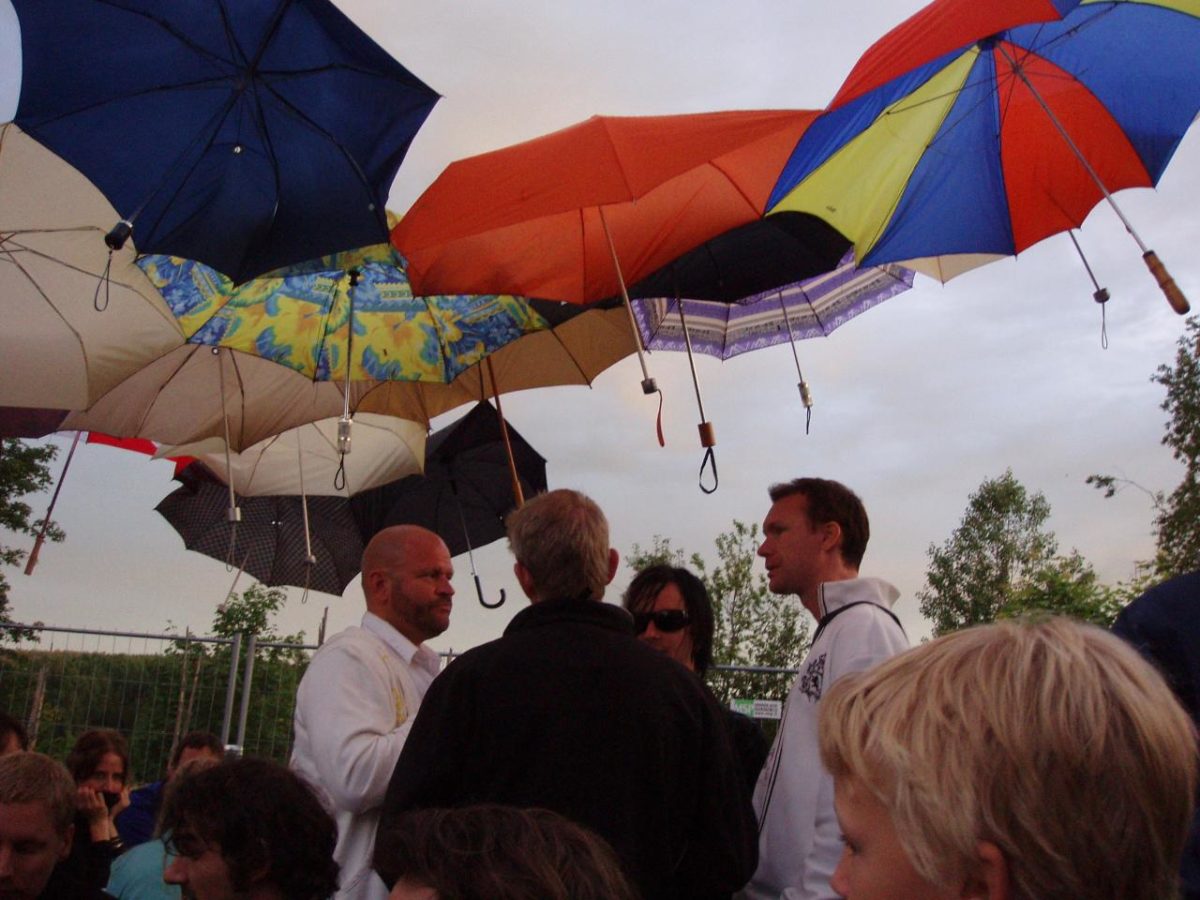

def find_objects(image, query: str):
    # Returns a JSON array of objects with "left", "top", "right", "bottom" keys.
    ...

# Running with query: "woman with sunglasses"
[{"left": 623, "top": 564, "right": 768, "bottom": 798}]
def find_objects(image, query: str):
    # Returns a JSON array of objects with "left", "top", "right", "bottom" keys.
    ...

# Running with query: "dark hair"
[
  {"left": 769, "top": 477, "right": 870, "bottom": 568},
  {"left": 373, "top": 805, "right": 639, "bottom": 900},
  {"left": 169, "top": 731, "right": 224, "bottom": 769},
  {"left": 622, "top": 565, "right": 714, "bottom": 675},
  {"left": 65, "top": 729, "right": 130, "bottom": 785},
  {"left": 0, "top": 711, "right": 28, "bottom": 751},
  {"left": 160, "top": 757, "right": 338, "bottom": 900}
]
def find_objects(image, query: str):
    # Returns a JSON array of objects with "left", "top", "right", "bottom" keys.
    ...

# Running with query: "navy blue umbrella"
[{"left": 13, "top": 0, "right": 439, "bottom": 283}]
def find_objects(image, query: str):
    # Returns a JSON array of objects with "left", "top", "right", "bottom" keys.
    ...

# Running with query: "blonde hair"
[
  {"left": 0, "top": 752, "right": 76, "bottom": 835},
  {"left": 819, "top": 616, "right": 1197, "bottom": 900},
  {"left": 506, "top": 489, "right": 610, "bottom": 601}
]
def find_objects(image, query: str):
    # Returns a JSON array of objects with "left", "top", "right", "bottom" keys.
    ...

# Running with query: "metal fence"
[{"left": 0, "top": 622, "right": 796, "bottom": 780}]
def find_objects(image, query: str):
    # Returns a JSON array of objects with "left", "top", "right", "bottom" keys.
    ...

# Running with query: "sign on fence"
[{"left": 730, "top": 698, "right": 783, "bottom": 720}]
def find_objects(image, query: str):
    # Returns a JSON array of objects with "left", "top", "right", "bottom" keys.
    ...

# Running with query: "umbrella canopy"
[
  {"left": 156, "top": 412, "right": 426, "bottom": 498},
  {"left": 632, "top": 253, "right": 915, "bottom": 360},
  {"left": 351, "top": 401, "right": 547, "bottom": 559},
  {"left": 58, "top": 303, "right": 635, "bottom": 451},
  {"left": 13, "top": 0, "right": 439, "bottom": 282},
  {"left": 0, "top": 123, "right": 185, "bottom": 410},
  {"left": 57, "top": 346, "right": 408, "bottom": 452},
  {"left": 768, "top": 0, "right": 1200, "bottom": 303},
  {"left": 138, "top": 243, "right": 555, "bottom": 383},
  {"left": 157, "top": 462, "right": 363, "bottom": 596},
  {"left": 392, "top": 109, "right": 837, "bottom": 304}
]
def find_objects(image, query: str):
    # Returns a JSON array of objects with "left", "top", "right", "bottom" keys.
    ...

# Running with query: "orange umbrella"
[
  {"left": 393, "top": 109, "right": 824, "bottom": 305},
  {"left": 393, "top": 109, "right": 840, "bottom": 410}
]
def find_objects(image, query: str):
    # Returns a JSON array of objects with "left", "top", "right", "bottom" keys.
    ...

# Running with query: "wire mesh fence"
[{"left": 0, "top": 622, "right": 798, "bottom": 779}]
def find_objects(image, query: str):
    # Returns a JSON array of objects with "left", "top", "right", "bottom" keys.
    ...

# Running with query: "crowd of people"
[{"left": 1, "top": 478, "right": 1198, "bottom": 900}]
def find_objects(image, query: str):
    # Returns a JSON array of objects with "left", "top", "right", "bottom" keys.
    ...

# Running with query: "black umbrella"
[
  {"left": 351, "top": 401, "right": 548, "bottom": 608},
  {"left": 156, "top": 464, "right": 364, "bottom": 596}
]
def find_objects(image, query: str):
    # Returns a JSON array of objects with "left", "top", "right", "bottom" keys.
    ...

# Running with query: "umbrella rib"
[
  {"left": 93, "top": 0, "right": 244, "bottom": 70},
  {"left": 254, "top": 77, "right": 391, "bottom": 231},
  {"left": 0, "top": 246, "right": 92, "bottom": 372},
  {"left": 226, "top": 349, "right": 250, "bottom": 451},
  {"left": 1, "top": 234, "right": 184, "bottom": 327}
]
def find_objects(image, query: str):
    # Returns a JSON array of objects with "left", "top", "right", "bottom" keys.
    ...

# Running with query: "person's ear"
[
  {"left": 960, "top": 841, "right": 1010, "bottom": 900},
  {"left": 59, "top": 822, "right": 74, "bottom": 860},
  {"left": 513, "top": 561, "right": 536, "bottom": 601},
  {"left": 606, "top": 548, "right": 620, "bottom": 585},
  {"left": 819, "top": 521, "right": 843, "bottom": 554},
  {"left": 363, "top": 569, "right": 388, "bottom": 606}
]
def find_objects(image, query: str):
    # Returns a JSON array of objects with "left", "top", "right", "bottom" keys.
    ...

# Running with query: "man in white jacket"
[
  {"left": 739, "top": 478, "right": 908, "bottom": 900},
  {"left": 292, "top": 525, "right": 453, "bottom": 900}
]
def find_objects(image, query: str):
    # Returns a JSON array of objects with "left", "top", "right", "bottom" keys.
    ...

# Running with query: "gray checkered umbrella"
[{"left": 156, "top": 464, "right": 363, "bottom": 596}]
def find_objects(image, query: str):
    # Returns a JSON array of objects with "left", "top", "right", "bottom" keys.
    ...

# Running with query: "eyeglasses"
[{"left": 633, "top": 609, "right": 691, "bottom": 634}]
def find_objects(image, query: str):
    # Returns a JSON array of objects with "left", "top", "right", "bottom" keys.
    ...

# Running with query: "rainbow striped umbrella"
[{"left": 769, "top": 0, "right": 1200, "bottom": 311}]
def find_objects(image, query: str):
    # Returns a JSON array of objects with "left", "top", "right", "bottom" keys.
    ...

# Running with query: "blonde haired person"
[{"left": 818, "top": 616, "right": 1198, "bottom": 900}]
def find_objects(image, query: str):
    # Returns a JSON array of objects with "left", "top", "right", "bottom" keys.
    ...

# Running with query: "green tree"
[
  {"left": 170, "top": 583, "right": 306, "bottom": 663},
  {"left": 0, "top": 439, "right": 64, "bottom": 641},
  {"left": 999, "top": 551, "right": 1124, "bottom": 628},
  {"left": 918, "top": 471, "right": 1117, "bottom": 634},
  {"left": 628, "top": 520, "right": 809, "bottom": 708},
  {"left": 167, "top": 583, "right": 310, "bottom": 757},
  {"left": 1148, "top": 315, "right": 1200, "bottom": 577}
]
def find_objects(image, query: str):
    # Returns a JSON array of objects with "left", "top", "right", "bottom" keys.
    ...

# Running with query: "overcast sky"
[{"left": 1, "top": 0, "right": 1196, "bottom": 654}]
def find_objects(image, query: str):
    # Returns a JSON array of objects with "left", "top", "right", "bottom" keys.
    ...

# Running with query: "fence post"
[
  {"left": 220, "top": 633, "right": 243, "bottom": 745},
  {"left": 235, "top": 634, "right": 258, "bottom": 749}
]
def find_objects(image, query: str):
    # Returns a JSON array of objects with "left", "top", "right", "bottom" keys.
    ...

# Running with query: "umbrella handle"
[{"left": 476, "top": 574, "right": 506, "bottom": 609}]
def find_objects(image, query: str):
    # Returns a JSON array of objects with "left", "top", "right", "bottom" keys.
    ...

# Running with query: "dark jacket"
[
  {"left": 58, "top": 811, "right": 121, "bottom": 890},
  {"left": 380, "top": 596, "right": 758, "bottom": 900},
  {"left": 115, "top": 780, "right": 163, "bottom": 848},
  {"left": 39, "top": 864, "right": 112, "bottom": 899},
  {"left": 1112, "top": 570, "right": 1200, "bottom": 897}
]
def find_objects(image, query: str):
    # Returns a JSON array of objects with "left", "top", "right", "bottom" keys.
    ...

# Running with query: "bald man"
[{"left": 292, "top": 526, "right": 454, "bottom": 900}]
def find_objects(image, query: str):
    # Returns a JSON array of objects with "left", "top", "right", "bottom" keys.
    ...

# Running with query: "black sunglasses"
[{"left": 633, "top": 609, "right": 691, "bottom": 634}]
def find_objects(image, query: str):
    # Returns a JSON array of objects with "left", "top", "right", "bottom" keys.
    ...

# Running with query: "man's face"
[
  {"left": 0, "top": 801, "right": 71, "bottom": 900},
  {"left": 379, "top": 535, "right": 455, "bottom": 644},
  {"left": 0, "top": 734, "right": 21, "bottom": 757},
  {"left": 758, "top": 493, "right": 831, "bottom": 599},
  {"left": 164, "top": 829, "right": 239, "bottom": 900},
  {"left": 830, "top": 777, "right": 960, "bottom": 900}
]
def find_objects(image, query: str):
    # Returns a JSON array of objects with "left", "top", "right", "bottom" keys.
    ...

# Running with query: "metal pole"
[
  {"left": 25, "top": 431, "right": 82, "bottom": 575},
  {"left": 996, "top": 41, "right": 1189, "bottom": 315},
  {"left": 235, "top": 634, "right": 258, "bottom": 749},
  {"left": 220, "top": 633, "right": 242, "bottom": 745}
]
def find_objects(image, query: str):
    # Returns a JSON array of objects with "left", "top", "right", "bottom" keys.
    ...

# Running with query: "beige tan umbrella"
[
  {"left": 157, "top": 412, "right": 427, "bottom": 498},
  {"left": 0, "top": 123, "right": 184, "bottom": 409},
  {"left": 61, "top": 304, "right": 636, "bottom": 451}
]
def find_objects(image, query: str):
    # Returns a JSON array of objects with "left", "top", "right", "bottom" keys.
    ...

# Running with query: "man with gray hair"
[
  {"left": 379, "top": 489, "right": 757, "bottom": 900},
  {"left": 0, "top": 751, "right": 109, "bottom": 899}
]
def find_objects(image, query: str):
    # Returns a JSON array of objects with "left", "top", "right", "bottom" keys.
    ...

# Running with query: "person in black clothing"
[
  {"left": 1112, "top": 569, "right": 1200, "bottom": 900},
  {"left": 378, "top": 488, "right": 758, "bottom": 900},
  {"left": 0, "top": 751, "right": 109, "bottom": 899},
  {"left": 160, "top": 757, "right": 339, "bottom": 900},
  {"left": 623, "top": 564, "right": 769, "bottom": 796},
  {"left": 62, "top": 729, "right": 131, "bottom": 889}
]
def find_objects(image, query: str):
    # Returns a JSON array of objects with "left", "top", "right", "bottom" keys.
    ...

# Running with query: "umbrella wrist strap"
[{"left": 699, "top": 446, "right": 718, "bottom": 494}]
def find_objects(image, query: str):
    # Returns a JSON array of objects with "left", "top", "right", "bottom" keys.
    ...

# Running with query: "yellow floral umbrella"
[{"left": 137, "top": 241, "right": 553, "bottom": 384}]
